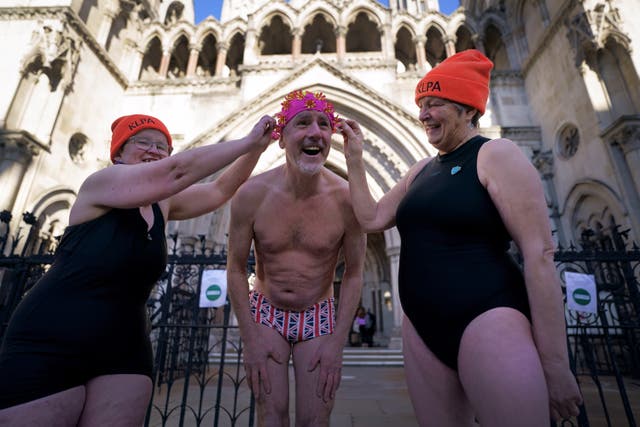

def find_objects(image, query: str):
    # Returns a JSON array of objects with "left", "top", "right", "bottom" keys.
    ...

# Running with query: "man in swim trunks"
[{"left": 227, "top": 89, "right": 366, "bottom": 426}]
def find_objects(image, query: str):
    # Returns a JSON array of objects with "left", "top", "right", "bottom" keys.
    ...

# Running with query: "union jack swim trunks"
[{"left": 249, "top": 290, "right": 335, "bottom": 343}]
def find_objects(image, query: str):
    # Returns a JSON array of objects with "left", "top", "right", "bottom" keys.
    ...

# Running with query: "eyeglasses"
[{"left": 128, "top": 138, "right": 171, "bottom": 155}]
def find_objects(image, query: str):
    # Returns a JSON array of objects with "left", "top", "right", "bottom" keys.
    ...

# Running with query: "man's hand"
[
  {"left": 242, "top": 332, "right": 284, "bottom": 399},
  {"left": 307, "top": 337, "right": 344, "bottom": 402}
]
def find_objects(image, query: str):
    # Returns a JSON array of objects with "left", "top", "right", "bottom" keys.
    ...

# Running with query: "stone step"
[
  {"left": 208, "top": 347, "right": 404, "bottom": 367},
  {"left": 342, "top": 347, "right": 404, "bottom": 366}
]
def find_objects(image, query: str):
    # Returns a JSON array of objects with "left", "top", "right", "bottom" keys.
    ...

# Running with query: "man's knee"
[
  {"left": 256, "top": 392, "right": 289, "bottom": 424},
  {"left": 295, "top": 402, "right": 332, "bottom": 427}
]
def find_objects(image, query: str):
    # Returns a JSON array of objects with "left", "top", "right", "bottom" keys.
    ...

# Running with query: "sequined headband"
[{"left": 271, "top": 90, "right": 338, "bottom": 140}]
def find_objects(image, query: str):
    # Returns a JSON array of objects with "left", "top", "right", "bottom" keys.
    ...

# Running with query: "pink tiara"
[{"left": 271, "top": 90, "right": 338, "bottom": 140}]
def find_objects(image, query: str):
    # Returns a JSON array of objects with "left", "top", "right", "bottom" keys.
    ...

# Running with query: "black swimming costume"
[
  {"left": 0, "top": 204, "right": 166, "bottom": 409},
  {"left": 395, "top": 135, "right": 530, "bottom": 370}
]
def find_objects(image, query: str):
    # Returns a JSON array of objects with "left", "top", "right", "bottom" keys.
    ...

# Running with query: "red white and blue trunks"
[{"left": 249, "top": 290, "right": 335, "bottom": 343}]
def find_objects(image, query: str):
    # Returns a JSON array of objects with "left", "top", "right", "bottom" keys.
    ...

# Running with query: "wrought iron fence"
[
  {"left": 142, "top": 234, "right": 255, "bottom": 427},
  {"left": 552, "top": 225, "right": 640, "bottom": 427},
  {"left": 0, "top": 211, "right": 255, "bottom": 426},
  {"left": 1, "top": 210, "right": 639, "bottom": 426}
]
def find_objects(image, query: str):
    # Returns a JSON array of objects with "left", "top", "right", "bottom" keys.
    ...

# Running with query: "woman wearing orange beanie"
[
  {"left": 338, "top": 49, "right": 582, "bottom": 425},
  {"left": 0, "top": 113, "right": 275, "bottom": 425}
]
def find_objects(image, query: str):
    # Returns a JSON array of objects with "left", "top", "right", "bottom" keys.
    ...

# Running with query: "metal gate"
[{"left": 553, "top": 225, "right": 640, "bottom": 427}]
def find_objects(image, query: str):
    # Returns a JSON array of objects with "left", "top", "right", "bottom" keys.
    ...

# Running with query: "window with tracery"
[{"left": 557, "top": 124, "right": 580, "bottom": 160}]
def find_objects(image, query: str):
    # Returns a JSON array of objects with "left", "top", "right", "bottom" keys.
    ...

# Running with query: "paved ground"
[{"left": 147, "top": 366, "right": 640, "bottom": 426}]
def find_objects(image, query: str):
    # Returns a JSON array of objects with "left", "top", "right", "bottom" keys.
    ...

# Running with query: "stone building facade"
[{"left": 1, "top": 0, "right": 639, "bottom": 342}]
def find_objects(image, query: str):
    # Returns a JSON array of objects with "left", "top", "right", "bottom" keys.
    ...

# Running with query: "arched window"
[
  {"left": 139, "top": 37, "right": 162, "bottom": 80},
  {"left": 301, "top": 14, "right": 336, "bottom": 54},
  {"left": 394, "top": 26, "right": 416, "bottom": 71},
  {"left": 168, "top": 35, "right": 190, "bottom": 79},
  {"left": 455, "top": 26, "right": 475, "bottom": 52},
  {"left": 425, "top": 27, "right": 446, "bottom": 67},
  {"left": 226, "top": 32, "right": 245, "bottom": 76},
  {"left": 483, "top": 24, "right": 510, "bottom": 70},
  {"left": 165, "top": 2, "right": 185, "bottom": 25},
  {"left": 258, "top": 15, "right": 292, "bottom": 55},
  {"left": 346, "top": 12, "right": 381, "bottom": 52},
  {"left": 197, "top": 34, "right": 218, "bottom": 77}
]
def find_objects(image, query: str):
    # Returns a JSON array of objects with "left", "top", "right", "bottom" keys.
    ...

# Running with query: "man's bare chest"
[{"left": 254, "top": 199, "right": 344, "bottom": 254}]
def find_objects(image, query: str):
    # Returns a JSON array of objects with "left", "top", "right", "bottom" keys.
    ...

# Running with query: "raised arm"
[
  {"left": 73, "top": 116, "right": 274, "bottom": 218},
  {"left": 337, "top": 119, "right": 423, "bottom": 232},
  {"left": 226, "top": 182, "right": 282, "bottom": 399},
  {"left": 168, "top": 115, "right": 275, "bottom": 220},
  {"left": 478, "top": 139, "right": 582, "bottom": 420},
  {"left": 309, "top": 193, "right": 366, "bottom": 402}
]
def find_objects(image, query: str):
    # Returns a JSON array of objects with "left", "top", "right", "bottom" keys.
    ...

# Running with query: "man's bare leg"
[
  {"left": 291, "top": 335, "right": 335, "bottom": 427},
  {"left": 253, "top": 324, "right": 293, "bottom": 427}
]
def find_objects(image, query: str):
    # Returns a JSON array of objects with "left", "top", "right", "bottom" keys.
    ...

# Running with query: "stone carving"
[
  {"left": 532, "top": 149, "right": 554, "bottom": 178},
  {"left": 565, "top": 1, "right": 629, "bottom": 68},
  {"left": 21, "top": 20, "right": 82, "bottom": 93}
]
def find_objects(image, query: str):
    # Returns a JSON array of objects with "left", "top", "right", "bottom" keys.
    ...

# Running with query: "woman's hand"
[
  {"left": 543, "top": 359, "right": 583, "bottom": 421},
  {"left": 247, "top": 115, "right": 276, "bottom": 152},
  {"left": 336, "top": 119, "right": 364, "bottom": 161}
]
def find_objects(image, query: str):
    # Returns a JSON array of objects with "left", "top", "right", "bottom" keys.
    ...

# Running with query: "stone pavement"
[
  {"left": 148, "top": 352, "right": 640, "bottom": 426},
  {"left": 328, "top": 365, "right": 418, "bottom": 427}
]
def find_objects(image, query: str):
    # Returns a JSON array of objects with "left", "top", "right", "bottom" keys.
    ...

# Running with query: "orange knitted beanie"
[
  {"left": 414, "top": 49, "right": 493, "bottom": 114},
  {"left": 110, "top": 114, "right": 172, "bottom": 162}
]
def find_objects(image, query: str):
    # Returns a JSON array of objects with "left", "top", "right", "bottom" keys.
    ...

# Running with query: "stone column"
[
  {"left": 215, "top": 42, "right": 229, "bottom": 77},
  {"left": 0, "top": 131, "right": 42, "bottom": 212},
  {"left": 602, "top": 116, "right": 640, "bottom": 238},
  {"left": 127, "top": 41, "right": 144, "bottom": 80},
  {"left": 292, "top": 28, "right": 302, "bottom": 61},
  {"left": 244, "top": 14, "right": 259, "bottom": 66},
  {"left": 96, "top": 8, "right": 117, "bottom": 47},
  {"left": 444, "top": 35, "right": 456, "bottom": 57},
  {"left": 384, "top": 229, "right": 403, "bottom": 350},
  {"left": 382, "top": 23, "right": 394, "bottom": 61},
  {"left": 159, "top": 50, "right": 171, "bottom": 78},
  {"left": 414, "top": 35, "right": 427, "bottom": 71},
  {"left": 472, "top": 34, "right": 485, "bottom": 54},
  {"left": 336, "top": 26, "right": 347, "bottom": 63},
  {"left": 531, "top": 149, "right": 566, "bottom": 246},
  {"left": 186, "top": 44, "right": 200, "bottom": 76}
]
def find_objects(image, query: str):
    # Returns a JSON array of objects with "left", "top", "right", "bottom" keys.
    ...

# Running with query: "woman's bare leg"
[
  {"left": 458, "top": 308, "right": 549, "bottom": 427},
  {"left": 0, "top": 386, "right": 85, "bottom": 427},
  {"left": 78, "top": 374, "right": 152, "bottom": 427},
  {"left": 402, "top": 315, "right": 475, "bottom": 427}
]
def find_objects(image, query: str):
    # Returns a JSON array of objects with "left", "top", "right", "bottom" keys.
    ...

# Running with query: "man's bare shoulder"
[
  {"left": 236, "top": 166, "right": 284, "bottom": 197},
  {"left": 321, "top": 168, "right": 354, "bottom": 202},
  {"left": 321, "top": 167, "right": 349, "bottom": 190}
]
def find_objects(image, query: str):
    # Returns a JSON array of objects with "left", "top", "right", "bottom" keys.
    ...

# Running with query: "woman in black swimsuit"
[
  {"left": 0, "top": 113, "right": 275, "bottom": 425},
  {"left": 338, "top": 49, "right": 582, "bottom": 426}
]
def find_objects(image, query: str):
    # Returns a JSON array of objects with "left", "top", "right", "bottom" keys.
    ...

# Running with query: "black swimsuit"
[
  {"left": 396, "top": 136, "right": 530, "bottom": 370},
  {"left": 0, "top": 204, "right": 166, "bottom": 409}
]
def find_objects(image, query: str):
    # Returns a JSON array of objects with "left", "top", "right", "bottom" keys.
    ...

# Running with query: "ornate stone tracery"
[
  {"left": 565, "top": 0, "right": 630, "bottom": 68},
  {"left": 20, "top": 20, "right": 82, "bottom": 93}
]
